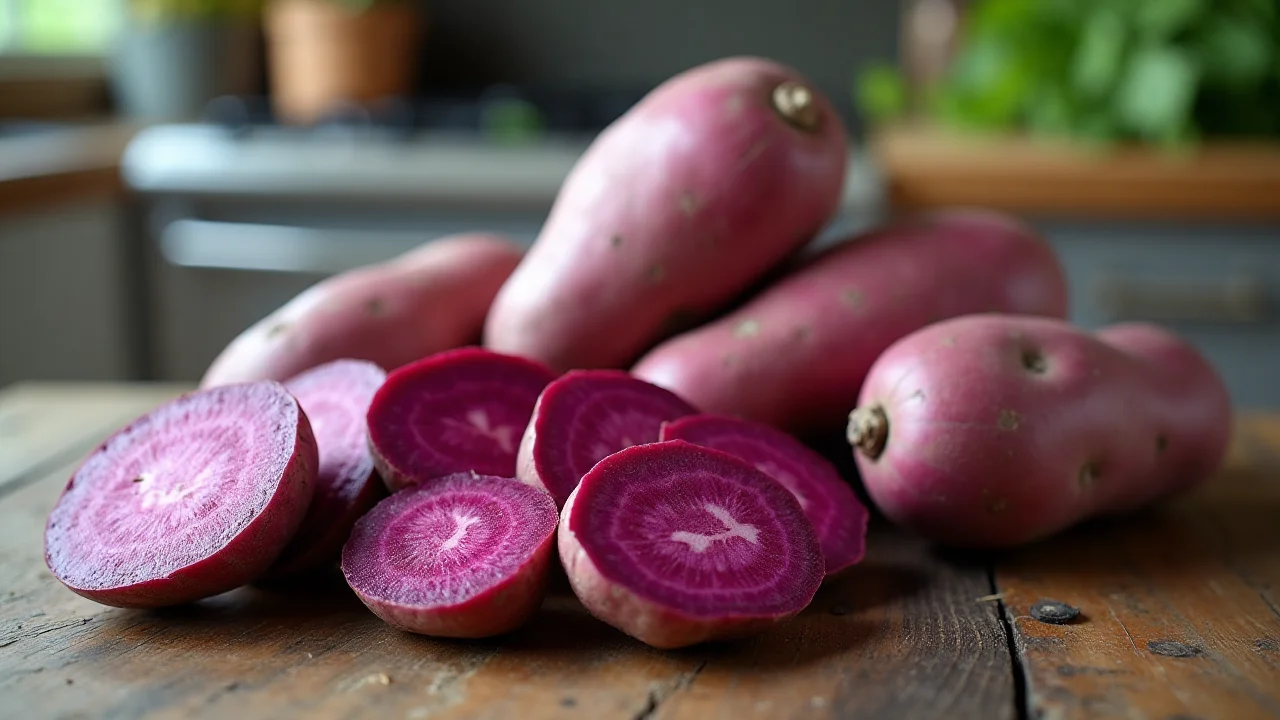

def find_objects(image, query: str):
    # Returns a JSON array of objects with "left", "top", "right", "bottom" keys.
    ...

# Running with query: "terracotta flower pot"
[{"left": 264, "top": 0, "right": 423, "bottom": 125}]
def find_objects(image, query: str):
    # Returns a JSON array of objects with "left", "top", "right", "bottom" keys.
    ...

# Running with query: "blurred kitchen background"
[{"left": 2, "top": 0, "right": 1278, "bottom": 404}]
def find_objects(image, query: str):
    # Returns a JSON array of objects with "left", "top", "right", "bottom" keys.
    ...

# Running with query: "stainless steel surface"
[
  {"left": 159, "top": 218, "right": 537, "bottom": 274},
  {"left": 121, "top": 124, "right": 885, "bottom": 215},
  {"left": 122, "top": 125, "right": 591, "bottom": 205}
]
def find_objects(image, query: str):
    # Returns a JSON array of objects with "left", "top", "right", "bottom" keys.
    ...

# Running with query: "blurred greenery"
[
  {"left": 856, "top": 0, "right": 1280, "bottom": 147},
  {"left": 0, "top": 0, "right": 119, "bottom": 52},
  {"left": 0, "top": 0, "right": 268, "bottom": 52},
  {"left": 126, "top": 0, "right": 264, "bottom": 22}
]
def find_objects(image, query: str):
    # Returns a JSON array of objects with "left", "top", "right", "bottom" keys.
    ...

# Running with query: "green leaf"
[
  {"left": 1116, "top": 46, "right": 1200, "bottom": 142},
  {"left": 965, "top": 0, "right": 1038, "bottom": 36},
  {"left": 1134, "top": 0, "right": 1207, "bottom": 39},
  {"left": 854, "top": 64, "right": 908, "bottom": 121},
  {"left": 1072, "top": 8, "right": 1127, "bottom": 99},
  {"left": 1026, "top": 87, "right": 1075, "bottom": 136},
  {"left": 945, "top": 38, "right": 1029, "bottom": 128},
  {"left": 1194, "top": 16, "right": 1273, "bottom": 87}
]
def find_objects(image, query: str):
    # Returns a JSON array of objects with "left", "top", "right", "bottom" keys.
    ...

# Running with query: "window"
[{"left": 0, "top": 0, "right": 119, "bottom": 55}]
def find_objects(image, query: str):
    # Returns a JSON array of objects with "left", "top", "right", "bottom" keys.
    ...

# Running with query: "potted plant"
[
  {"left": 857, "top": 0, "right": 1280, "bottom": 149},
  {"left": 263, "top": 0, "right": 424, "bottom": 125},
  {"left": 111, "top": 0, "right": 265, "bottom": 121}
]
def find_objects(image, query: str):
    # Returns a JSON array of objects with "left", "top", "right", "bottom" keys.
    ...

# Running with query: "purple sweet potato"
[
  {"left": 660, "top": 414, "right": 868, "bottom": 575},
  {"left": 484, "top": 56, "right": 849, "bottom": 372},
  {"left": 264, "top": 359, "right": 388, "bottom": 578},
  {"left": 559, "top": 440, "right": 823, "bottom": 649},
  {"left": 367, "top": 347, "right": 558, "bottom": 491},
  {"left": 44, "top": 382, "right": 318, "bottom": 608},
  {"left": 633, "top": 208, "right": 1069, "bottom": 434},
  {"left": 341, "top": 473, "right": 558, "bottom": 638},
  {"left": 202, "top": 233, "right": 523, "bottom": 387},
  {"left": 847, "top": 314, "right": 1232, "bottom": 548},
  {"left": 517, "top": 369, "right": 697, "bottom": 508}
]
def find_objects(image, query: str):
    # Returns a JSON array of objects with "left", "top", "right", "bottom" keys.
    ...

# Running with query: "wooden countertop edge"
[
  {"left": 0, "top": 123, "right": 138, "bottom": 215},
  {"left": 871, "top": 123, "right": 1280, "bottom": 221}
]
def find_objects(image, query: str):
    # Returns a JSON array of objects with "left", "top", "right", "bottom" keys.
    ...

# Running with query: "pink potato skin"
[
  {"left": 633, "top": 209, "right": 1069, "bottom": 434},
  {"left": 201, "top": 233, "right": 524, "bottom": 387},
  {"left": 484, "top": 56, "right": 849, "bottom": 372},
  {"left": 45, "top": 384, "right": 319, "bottom": 608},
  {"left": 558, "top": 484, "right": 790, "bottom": 650},
  {"left": 349, "top": 532, "right": 555, "bottom": 638},
  {"left": 850, "top": 314, "right": 1232, "bottom": 549}
]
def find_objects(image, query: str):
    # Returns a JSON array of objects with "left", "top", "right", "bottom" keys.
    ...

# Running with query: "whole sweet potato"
[
  {"left": 484, "top": 56, "right": 849, "bottom": 371},
  {"left": 847, "top": 314, "right": 1232, "bottom": 548},
  {"left": 201, "top": 233, "right": 522, "bottom": 387},
  {"left": 632, "top": 209, "right": 1068, "bottom": 434}
]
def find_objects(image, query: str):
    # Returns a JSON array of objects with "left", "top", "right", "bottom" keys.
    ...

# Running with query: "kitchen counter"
[
  {"left": 2, "top": 383, "right": 1278, "bottom": 718},
  {"left": 873, "top": 123, "right": 1280, "bottom": 220},
  {"left": 0, "top": 123, "right": 136, "bottom": 216}
]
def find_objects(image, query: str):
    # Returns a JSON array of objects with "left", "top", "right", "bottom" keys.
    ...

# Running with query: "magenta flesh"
[
  {"left": 559, "top": 440, "right": 823, "bottom": 649},
  {"left": 44, "top": 381, "right": 318, "bottom": 608},
  {"left": 367, "top": 347, "right": 558, "bottom": 491},
  {"left": 517, "top": 369, "right": 697, "bottom": 507},
  {"left": 660, "top": 413, "right": 868, "bottom": 576},
  {"left": 264, "top": 359, "right": 388, "bottom": 578},
  {"left": 341, "top": 473, "right": 559, "bottom": 637}
]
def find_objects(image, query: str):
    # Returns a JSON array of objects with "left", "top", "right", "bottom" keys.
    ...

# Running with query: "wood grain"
[
  {"left": 0, "top": 385, "right": 1011, "bottom": 719},
  {"left": 652, "top": 525, "right": 1015, "bottom": 720},
  {"left": 7, "top": 386, "right": 1280, "bottom": 719},
  {"left": 994, "top": 413, "right": 1280, "bottom": 720},
  {"left": 873, "top": 123, "right": 1280, "bottom": 220},
  {"left": 0, "top": 382, "right": 188, "bottom": 492}
]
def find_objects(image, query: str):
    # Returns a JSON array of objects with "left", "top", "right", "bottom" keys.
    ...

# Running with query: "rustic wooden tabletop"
[{"left": 1, "top": 383, "right": 1278, "bottom": 720}]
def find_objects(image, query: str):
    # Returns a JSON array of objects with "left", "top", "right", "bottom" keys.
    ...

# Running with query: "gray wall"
[{"left": 416, "top": 0, "right": 901, "bottom": 133}]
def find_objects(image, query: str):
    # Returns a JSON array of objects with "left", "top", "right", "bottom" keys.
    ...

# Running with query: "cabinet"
[
  {"left": 1036, "top": 218, "right": 1280, "bottom": 409},
  {"left": 0, "top": 200, "right": 134, "bottom": 388}
]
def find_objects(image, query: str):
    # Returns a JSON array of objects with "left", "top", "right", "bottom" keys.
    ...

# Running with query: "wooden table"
[
  {"left": 2, "top": 383, "right": 1279, "bottom": 719},
  {"left": 871, "top": 123, "right": 1280, "bottom": 221}
]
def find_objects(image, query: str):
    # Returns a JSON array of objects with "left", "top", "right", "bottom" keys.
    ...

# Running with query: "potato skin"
[
  {"left": 484, "top": 56, "right": 849, "bottom": 372},
  {"left": 201, "top": 233, "right": 523, "bottom": 387},
  {"left": 632, "top": 209, "right": 1068, "bottom": 434},
  {"left": 848, "top": 314, "right": 1232, "bottom": 548}
]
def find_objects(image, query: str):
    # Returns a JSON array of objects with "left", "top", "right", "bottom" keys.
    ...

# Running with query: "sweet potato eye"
[{"left": 1021, "top": 348, "right": 1047, "bottom": 374}]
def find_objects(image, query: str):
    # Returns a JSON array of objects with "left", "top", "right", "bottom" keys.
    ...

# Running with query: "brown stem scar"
[
  {"left": 771, "top": 81, "right": 822, "bottom": 132},
  {"left": 847, "top": 405, "right": 889, "bottom": 459},
  {"left": 998, "top": 409, "right": 1021, "bottom": 431}
]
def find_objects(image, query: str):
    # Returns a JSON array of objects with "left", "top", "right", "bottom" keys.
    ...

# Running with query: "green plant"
[
  {"left": 856, "top": 0, "right": 1280, "bottom": 147},
  {"left": 128, "top": 0, "right": 264, "bottom": 22}
]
